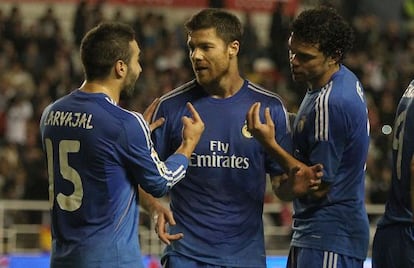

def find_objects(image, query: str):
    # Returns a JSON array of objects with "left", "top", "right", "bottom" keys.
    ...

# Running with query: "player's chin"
[
  {"left": 291, "top": 72, "right": 305, "bottom": 82},
  {"left": 195, "top": 75, "right": 212, "bottom": 87}
]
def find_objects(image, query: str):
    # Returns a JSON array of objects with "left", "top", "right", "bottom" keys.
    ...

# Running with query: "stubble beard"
[{"left": 122, "top": 72, "right": 138, "bottom": 97}]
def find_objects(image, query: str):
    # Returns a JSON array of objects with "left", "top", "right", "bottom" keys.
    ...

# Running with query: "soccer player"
[
  {"left": 141, "top": 8, "right": 322, "bottom": 268},
  {"left": 372, "top": 80, "right": 414, "bottom": 268},
  {"left": 39, "top": 22, "right": 204, "bottom": 268},
  {"left": 247, "top": 7, "right": 370, "bottom": 268}
]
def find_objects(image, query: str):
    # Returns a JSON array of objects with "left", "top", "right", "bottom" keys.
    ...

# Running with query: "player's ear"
[
  {"left": 115, "top": 60, "right": 127, "bottom": 78},
  {"left": 229, "top": 40, "right": 239, "bottom": 58},
  {"left": 329, "top": 50, "right": 342, "bottom": 65}
]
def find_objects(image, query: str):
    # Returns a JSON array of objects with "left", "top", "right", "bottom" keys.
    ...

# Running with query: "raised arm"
[
  {"left": 139, "top": 101, "right": 204, "bottom": 243},
  {"left": 247, "top": 102, "right": 324, "bottom": 200}
]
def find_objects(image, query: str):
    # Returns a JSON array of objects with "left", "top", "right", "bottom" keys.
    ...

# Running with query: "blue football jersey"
[
  {"left": 377, "top": 80, "right": 414, "bottom": 226},
  {"left": 39, "top": 89, "right": 189, "bottom": 268},
  {"left": 291, "top": 65, "right": 370, "bottom": 260},
  {"left": 151, "top": 80, "right": 292, "bottom": 267}
]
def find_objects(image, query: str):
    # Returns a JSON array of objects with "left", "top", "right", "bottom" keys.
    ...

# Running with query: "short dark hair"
[
  {"left": 80, "top": 22, "right": 136, "bottom": 81},
  {"left": 184, "top": 8, "right": 243, "bottom": 45},
  {"left": 291, "top": 7, "right": 354, "bottom": 62}
]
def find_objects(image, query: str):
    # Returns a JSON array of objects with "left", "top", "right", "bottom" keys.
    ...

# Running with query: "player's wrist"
[{"left": 177, "top": 141, "right": 197, "bottom": 158}]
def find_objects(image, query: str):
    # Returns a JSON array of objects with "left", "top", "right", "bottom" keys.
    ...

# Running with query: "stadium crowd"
[{"left": 0, "top": 0, "right": 411, "bottom": 226}]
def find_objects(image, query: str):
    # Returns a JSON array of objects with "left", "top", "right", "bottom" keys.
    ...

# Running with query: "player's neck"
[
  {"left": 308, "top": 64, "right": 340, "bottom": 90},
  {"left": 80, "top": 81, "right": 120, "bottom": 104},
  {"left": 204, "top": 75, "right": 244, "bottom": 99}
]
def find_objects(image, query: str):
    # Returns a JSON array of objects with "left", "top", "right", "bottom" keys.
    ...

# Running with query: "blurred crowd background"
[{"left": 0, "top": 0, "right": 413, "bottom": 228}]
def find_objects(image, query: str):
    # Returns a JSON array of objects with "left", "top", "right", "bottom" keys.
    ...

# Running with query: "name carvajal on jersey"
[{"left": 43, "top": 110, "right": 93, "bottom": 129}]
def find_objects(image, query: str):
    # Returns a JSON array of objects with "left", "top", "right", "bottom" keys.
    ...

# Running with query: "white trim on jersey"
[
  {"left": 248, "top": 82, "right": 292, "bottom": 133},
  {"left": 104, "top": 96, "right": 152, "bottom": 148},
  {"left": 166, "top": 164, "right": 186, "bottom": 188},
  {"left": 128, "top": 111, "right": 152, "bottom": 149},
  {"left": 315, "top": 82, "right": 333, "bottom": 141},
  {"left": 105, "top": 97, "right": 186, "bottom": 187},
  {"left": 103, "top": 97, "right": 152, "bottom": 147},
  {"left": 105, "top": 96, "right": 117, "bottom": 106},
  {"left": 152, "top": 80, "right": 196, "bottom": 122},
  {"left": 149, "top": 147, "right": 186, "bottom": 188}
]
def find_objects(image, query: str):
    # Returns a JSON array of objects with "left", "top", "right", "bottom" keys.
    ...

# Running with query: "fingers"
[
  {"left": 291, "top": 165, "right": 321, "bottom": 193},
  {"left": 314, "top": 163, "right": 324, "bottom": 172},
  {"left": 164, "top": 210, "right": 176, "bottom": 226},
  {"left": 186, "top": 102, "right": 201, "bottom": 122},
  {"left": 253, "top": 102, "right": 261, "bottom": 126},
  {"left": 246, "top": 102, "right": 256, "bottom": 130},
  {"left": 160, "top": 233, "right": 184, "bottom": 245},
  {"left": 247, "top": 102, "right": 273, "bottom": 128},
  {"left": 143, "top": 98, "right": 160, "bottom": 122},
  {"left": 315, "top": 170, "right": 323, "bottom": 180},
  {"left": 143, "top": 98, "right": 163, "bottom": 132},
  {"left": 308, "top": 164, "right": 323, "bottom": 191},
  {"left": 149, "top": 117, "right": 165, "bottom": 132},
  {"left": 309, "top": 184, "right": 320, "bottom": 191},
  {"left": 246, "top": 102, "right": 261, "bottom": 130},
  {"left": 311, "top": 163, "right": 324, "bottom": 180},
  {"left": 154, "top": 211, "right": 184, "bottom": 245},
  {"left": 264, "top": 107, "right": 274, "bottom": 126}
]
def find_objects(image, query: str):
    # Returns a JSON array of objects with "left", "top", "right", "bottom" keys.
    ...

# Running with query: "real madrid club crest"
[
  {"left": 242, "top": 121, "right": 253, "bottom": 138},
  {"left": 297, "top": 115, "right": 306, "bottom": 133}
]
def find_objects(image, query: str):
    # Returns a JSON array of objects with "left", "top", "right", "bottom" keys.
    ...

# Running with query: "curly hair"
[{"left": 291, "top": 6, "right": 354, "bottom": 63}]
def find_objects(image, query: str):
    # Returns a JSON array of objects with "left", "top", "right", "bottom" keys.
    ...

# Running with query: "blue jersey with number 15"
[{"left": 40, "top": 89, "right": 189, "bottom": 268}]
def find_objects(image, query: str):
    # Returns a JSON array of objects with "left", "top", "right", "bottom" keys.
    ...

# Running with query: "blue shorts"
[
  {"left": 286, "top": 247, "right": 364, "bottom": 268},
  {"left": 162, "top": 254, "right": 226, "bottom": 268},
  {"left": 372, "top": 223, "right": 414, "bottom": 268}
]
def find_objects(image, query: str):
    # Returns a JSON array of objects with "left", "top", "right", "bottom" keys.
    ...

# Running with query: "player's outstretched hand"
[
  {"left": 153, "top": 205, "right": 183, "bottom": 245},
  {"left": 246, "top": 102, "right": 276, "bottom": 146},
  {"left": 143, "top": 98, "right": 165, "bottom": 132},
  {"left": 181, "top": 102, "right": 204, "bottom": 146}
]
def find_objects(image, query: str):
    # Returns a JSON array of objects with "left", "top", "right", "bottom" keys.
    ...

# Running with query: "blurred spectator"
[
  {"left": 4, "top": 59, "right": 35, "bottom": 98},
  {"left": 37, "top": 6, "right": 61, "bottom": 65},
  {"left": 239, "top": 12, "right": 260, "bottom": 74},
  {"left": 3, "top": 5, "right": 23, "bottom": 46},
  {"left": 72, "top": 0, "right": 89, "bottom": 47},
  {"left": 5, "top": 92, "right": 33, "bottom": 146},
  {"left": 268, "top": 1, "right": 292, "bottom": 78}
]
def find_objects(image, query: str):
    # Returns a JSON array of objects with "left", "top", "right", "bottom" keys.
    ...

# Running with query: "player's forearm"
[
  {"left": 175, "top": 139, "right": 198, "bottom": 159},
  {"left": 139, "top": 187, "right": 162, "bottom": 216},
  {"left": 264, "top": 139, "right": 303, "bottom": 172}
]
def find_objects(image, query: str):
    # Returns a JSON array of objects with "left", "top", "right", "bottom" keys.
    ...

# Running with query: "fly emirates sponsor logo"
[{"left": 189, "top": 140, "right": 249, "bottom": 169}]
